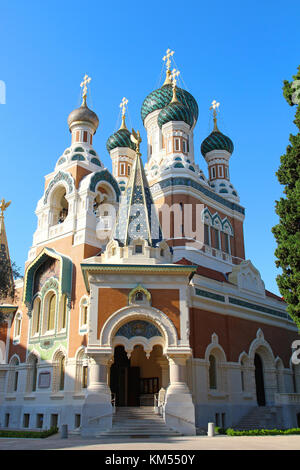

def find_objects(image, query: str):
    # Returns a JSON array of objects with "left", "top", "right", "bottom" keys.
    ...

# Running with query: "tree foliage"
[
  {"left": 272, "top": 66, "right": 300, "bottom": 329},
  {"left": 0, "top": 257, "right": 22, "bottom": 323}
]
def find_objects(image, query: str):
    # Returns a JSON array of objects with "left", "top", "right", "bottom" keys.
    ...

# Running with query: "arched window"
[
  {"left": 31, "top": 297, "right": 41, "bottom": 335},
  {"left": 47, "top": 293, "right": 56, "bottom": 332},
  {"left": 49, "top": 186, "right": 69, "bottom": 226},
  {"left": 75, "top": 349, "right": 89, "bottom": 392},
  {"left": 52, "top": 351, "right": 65, "bottom": 393},
  {"left": 135, "top": 291, "right": 144, "bottom": 302},
  {"left": 209, "top": 355, "right": 217, "bottom": 390},
  {"left": 14, "top": 313, "right": 22, "bottom": 340},
  {"left": 58, "top": 295, "right": 68, "bottom": 331}
]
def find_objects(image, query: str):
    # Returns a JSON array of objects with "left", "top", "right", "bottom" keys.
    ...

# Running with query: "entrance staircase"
[
  {"left": 96, "top": 407, "right": 181, "bottom": 437},
  {"left": 235, "top": 406, "right": 281, "bottom": 430}
]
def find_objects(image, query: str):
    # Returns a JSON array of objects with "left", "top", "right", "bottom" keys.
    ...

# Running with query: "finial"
[
  {"left": 163, "top": 48, "right": 174, "bottom": 85},
  {"left": 0, "top": 199, "right": 11, "bottom": 218},
  {"left": 210, "top": 100, "right": 220, "bottom": 131},
  {"left": 119, "top": 97, "right": 128, "bottom": 130},
  {"left": 130, "top": 128, "right": 142, "bottom": 156},
  {"left": 80, "top": 74, "right": 92, "bottom": 106},
  {"left": 170, "top": 68, "right": 180, "bottom": 103}
]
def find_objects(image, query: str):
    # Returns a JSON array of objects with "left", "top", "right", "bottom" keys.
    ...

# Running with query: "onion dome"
[
  {"left": 141, "top": 83, "right": 198, "bottom": 124},
  {"left": 106, "top": 114, "right": 136, "bottom": 152},
  {"left": 67, "top": 100, "right": 99, "bottom": 133},
  {"left": 201, "top": 130, "right": 234, "bottom": 156},
  {"left": 158, "top": 96, "right": 194, "bottom": 128}
]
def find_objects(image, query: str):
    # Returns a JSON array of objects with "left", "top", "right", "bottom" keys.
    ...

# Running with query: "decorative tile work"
[
  {"left": 150, "top": 177, "right": 245, "bottom": 215},
  {"left": 115, "top": 320, "right": 162, "bottom": 339}
]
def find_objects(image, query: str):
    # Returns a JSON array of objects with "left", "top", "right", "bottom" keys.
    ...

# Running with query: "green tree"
[
  {"left": 272, "top": 66, "right": 300, "bottom": 329},
  {"left": 0, "top": 258, "right": 22, "bottom": 323}
]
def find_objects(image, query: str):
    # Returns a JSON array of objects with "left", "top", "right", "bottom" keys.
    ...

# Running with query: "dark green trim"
[
  {"left": 228, "top": 297, "right": 289, "bottom": 320},
  {"left": 195, "top": 288, "right": 225, "bottom": 302}
]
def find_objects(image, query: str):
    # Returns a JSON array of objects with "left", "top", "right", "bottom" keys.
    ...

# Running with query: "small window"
[
  {"left": 36, "top": 414, "right": 43, "bottom": 429},
  {"left": 5, "top": 414, "right": 10, "bottom": 428},
  {"left": 83, "top": 131, "right": 88, "bottom": 142},
  {"left": 211, "top": 166, "right": 216, "bottom": 179},
  {"left": 82, "top": 366, "right": 88, "bottom": 389},
  {"left": 75, "top": 414, "right": 81, "bottom": 428},
  {"left": 135, "top": 291, "right": 144, "bottom": 302},
  {"left": 174, "top": 138, "right": 180, "bottom": 151},
  {"left": 59, "top": 357, "right": 65, "bottom": 391},
  {"left": 224, "top": 233, "right": 230, "bottom": 254},
  {"left": 225, "top": 167, "right": 229, "bottom": 178},
  {"left": 51, "top": 414, "right": 58, "bottom": 428},
  {"left": 120, "top": 163, "right": 126, "bottom": 176},
  {"left": 218, "top": 165, "right": 224, "bottom": 178},
  {"left": 14, "top": 371, "right": 19, "bottom": 392},
  {"left": 127, "top": 165, "right": 131, "bottom": 176},
  {"left": 204, "top": 224, "right": 210, "bottom": 246},
  {"left": 212, "top": 228, "right": 220, "bottom": 250},
  {"left": 182, "top": 140, "right": 186, "bottom": 153},
  {"left": 23, "top": 414, "right": 30, "bottom": 428},
  {"left": 209, "top": 355, "right": 217, "bottom": 390},
  {"left": 135, "top": 244, "right": 143, "bottom": 254}
]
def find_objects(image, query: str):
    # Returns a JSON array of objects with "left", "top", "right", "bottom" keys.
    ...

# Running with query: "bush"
[
  {"left": 226, "top": 428, "right": 300, "bottom": 436},
  {"left": 0, "top": 426, "right": 58, "bottom": 439},
  {"left": 214, "top": 426, "right": 227, "bottom": 435}
]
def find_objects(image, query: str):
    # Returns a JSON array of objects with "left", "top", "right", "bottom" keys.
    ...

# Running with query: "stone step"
[{"left": 235, "top": 406, "right": 279, "bottom": 430}]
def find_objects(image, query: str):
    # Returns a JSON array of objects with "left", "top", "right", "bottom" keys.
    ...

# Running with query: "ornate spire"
[
  {"left": 210, "top": 100, "right": 220, "bottom": 132},
  {"left": 113, "top": 134, "right": 162, "bottom": 247},
  {"left": 80, "top": 74, "right": 92, "bottom": 107},
  {"left": 119, "top": 97, "right": 129, "bottom": 130},
  {"left": 163, "top": 48, "right": 174, "bottom": 85}
]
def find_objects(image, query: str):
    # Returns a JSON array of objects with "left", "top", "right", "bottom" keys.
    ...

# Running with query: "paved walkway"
[{"left": 0, "top": 434, "right": 300, "bottom": 450}]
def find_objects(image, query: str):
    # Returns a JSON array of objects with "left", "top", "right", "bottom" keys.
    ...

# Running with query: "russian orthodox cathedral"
[{"left": 0, "top": 50, "right": 299, "bottom": 436}]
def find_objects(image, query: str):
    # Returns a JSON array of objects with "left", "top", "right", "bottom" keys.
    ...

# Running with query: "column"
[
  {"left": 81, "top": 353, "right": 113, "bottom": 436},
  {"left": 157, "top": 358, "right": 169, "bottom": 411},
  {"left": 164, "top": 354, "right": 196, "bottom": 435}
]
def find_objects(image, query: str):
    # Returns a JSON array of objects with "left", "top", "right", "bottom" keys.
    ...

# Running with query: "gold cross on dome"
[
  {"left": 0, "top": 199, "right": 11, "bottom": 218},
  {"left": 171, "top": 68, "right": 180, "bottom": 88},
  {"left": 80, "top": 74, "right": 91, "bottom": 105},
  {"left": 163, "top": 48, "right": 174, "bottom": 71},
  {"left": 210, "top": 100, "right": 220, "bottom": 114},
  {"left": 120, "top": 97, "right": 128, "bottom": 116},
  {"left": 210, "top": 100, "right": 220, "bottom": 131}
]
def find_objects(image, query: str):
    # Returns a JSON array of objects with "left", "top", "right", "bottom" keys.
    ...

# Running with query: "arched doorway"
[
  {"left": 254, "top": 353, "right": 266, "bottom": 406},
  {"left": 110, "top": 344, "right": 163, "bottom": 407}
]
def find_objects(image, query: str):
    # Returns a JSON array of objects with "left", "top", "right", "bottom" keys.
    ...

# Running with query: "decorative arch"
[
  {"left": 43, "top": 170, "right": 75, "bottom": 205},
  {"left": 23, "top": 247, "right": 73, "bottom": 310},
  {"left": 100, "top": 305, "right": 178, "bottom": 353},
  {"left": 89, "top": 170, "right": 121, "bottom": 201},
  {"left": 248, "top": 329, "right": 275, "bottom": 367}
]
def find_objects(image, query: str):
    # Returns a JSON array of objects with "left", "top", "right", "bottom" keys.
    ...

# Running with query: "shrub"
[
  {"left": 0, "top": 426, "right": 58, "bottom": 438},
  {"left": 226, "top": 428, "right": 300, "bottom": 436}
]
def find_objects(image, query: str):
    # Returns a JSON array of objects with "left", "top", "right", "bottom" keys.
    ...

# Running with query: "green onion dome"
[
  {"left": 106, "top": 128, "right": 135, "bottom": 152},
  {"left": 201, "top": 130, "right": 234, "bottom": 156},
  {"left": 141, "top": 84, "right": 198, "bottom": 124},
  {"left": 158, "top": 99, "right": 194, "bottom": 128}
]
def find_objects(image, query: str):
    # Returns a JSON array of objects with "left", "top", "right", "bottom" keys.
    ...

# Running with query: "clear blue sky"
[{"left": 1, "top": 0, "right": 299, "bottom": 295}]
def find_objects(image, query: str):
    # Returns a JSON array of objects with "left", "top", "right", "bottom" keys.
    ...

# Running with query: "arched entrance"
[
  {"left": 110, "top": 343, "right": 164, "bottom": 407},
  {"left": 254, "top": 353, "right": 266, "bottom": 406}
]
